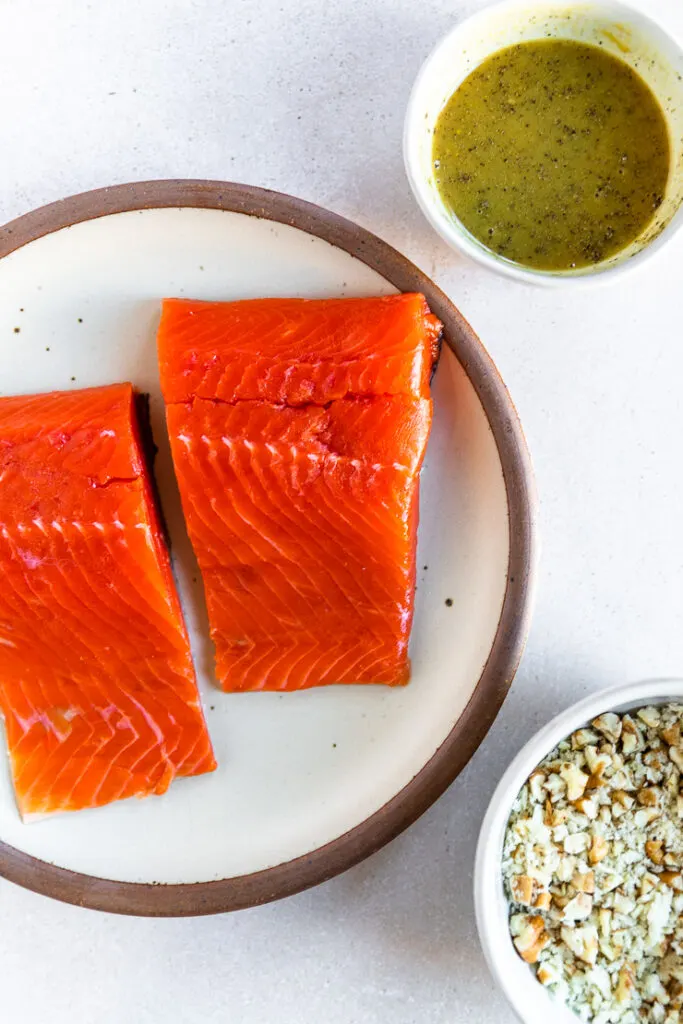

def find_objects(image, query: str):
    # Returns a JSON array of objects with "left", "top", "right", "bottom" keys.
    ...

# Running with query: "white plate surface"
[{"left": 0, "top": 207, "right": 509, "bottom": 883}]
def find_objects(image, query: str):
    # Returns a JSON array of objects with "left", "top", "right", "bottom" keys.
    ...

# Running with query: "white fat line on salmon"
[
  {"left": 182, "top": 436, "right": 412, "bottom": 474},
  {"left": 100, "top": 429, "right": 116, "bottom": 438},
  {"left": 1, "top": 520, "right": 136, "bottom": 534},
  {"left": 134, "top": 523, "right": 153, "bottom": 546}
]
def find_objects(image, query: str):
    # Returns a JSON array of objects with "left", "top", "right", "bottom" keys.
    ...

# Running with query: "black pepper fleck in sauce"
[
  {"left": 432, "top": 40, "right": 670, "bottom": 270},
  {"left": 445, "top": 598, "right": 454, "bottom": 607}
]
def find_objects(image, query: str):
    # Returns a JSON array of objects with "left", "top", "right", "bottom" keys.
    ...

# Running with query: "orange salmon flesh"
[
  {"left": 158, "top": 295, "right": 441, "bottom": 692},
  {"left": 0, "top": 383, "right": 215, "bottom": 818}
]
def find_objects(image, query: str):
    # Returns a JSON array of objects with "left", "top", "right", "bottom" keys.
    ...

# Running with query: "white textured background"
[{"left": 2, "top": 0, "right": 683, "bottom": 1021}]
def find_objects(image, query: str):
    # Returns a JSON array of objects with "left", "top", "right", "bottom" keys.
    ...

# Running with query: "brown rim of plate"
[{"left": 0, "top": 180, "right": 538, "bottom": 916}]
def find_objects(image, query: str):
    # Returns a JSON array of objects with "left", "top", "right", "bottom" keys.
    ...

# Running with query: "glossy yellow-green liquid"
[{"left": 432, "top": 39, "right": 670, "bottom": 270}]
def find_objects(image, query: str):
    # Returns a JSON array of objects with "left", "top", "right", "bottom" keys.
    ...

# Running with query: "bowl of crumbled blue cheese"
[{"left": 474, "top": 680, "right": 683, "bottom": 1024}]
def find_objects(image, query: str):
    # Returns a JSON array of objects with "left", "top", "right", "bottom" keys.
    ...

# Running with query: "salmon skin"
[
  {"left": 158, "top": 295, "right": 441, "bottom": 692},
  {"left": 0, "top": 384, "right": 216, "bottom": 819}
]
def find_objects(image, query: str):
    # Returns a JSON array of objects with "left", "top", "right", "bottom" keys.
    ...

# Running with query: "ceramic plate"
[{"left": 0, "top": 181, "right": 536, "bottom": 915}]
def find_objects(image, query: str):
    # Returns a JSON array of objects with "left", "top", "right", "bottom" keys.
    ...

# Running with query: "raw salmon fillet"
[
  {"left": 158, "top": 295, "right": 441, "bottom": 691},
  {"left": 0, "top": 384, "right": 216, "bottom": 818}
]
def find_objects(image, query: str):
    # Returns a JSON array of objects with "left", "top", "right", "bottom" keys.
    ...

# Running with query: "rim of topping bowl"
[
  {"left": 404, "top": 0, "right": 683, "bottom": 286},
  {"left": 474, "top": 678, "right": 683, "bottom": 1024}
]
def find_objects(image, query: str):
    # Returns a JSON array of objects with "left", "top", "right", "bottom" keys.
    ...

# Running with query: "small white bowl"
[
  {"left": 474, "top": 679, "right": 683, "bottom": 1023},
  {"left": 404, "top": 0, "right": 683, "bottom": 285}
]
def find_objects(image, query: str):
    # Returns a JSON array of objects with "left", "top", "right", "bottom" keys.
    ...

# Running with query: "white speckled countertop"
[{"left": 2, "top": 1, "right": 683, "bottom": 1020}]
